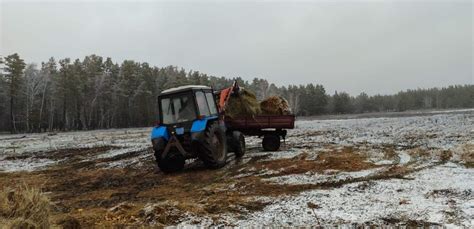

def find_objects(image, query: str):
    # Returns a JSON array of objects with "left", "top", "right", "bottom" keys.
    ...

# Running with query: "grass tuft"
[{"left": 0, "top": 184, "right": 50, "bottom": 229}]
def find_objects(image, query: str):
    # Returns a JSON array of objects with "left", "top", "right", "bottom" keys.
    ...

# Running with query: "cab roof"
[{"left": 160, "top": 85, "right": 211, "bottom": 95}]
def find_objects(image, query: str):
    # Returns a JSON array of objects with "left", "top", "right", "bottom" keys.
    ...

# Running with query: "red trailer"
[
  {"left": 225, "top": 115, "right": 295, "bottom": 151},
  {"left": 217, "top": 82, "right": 295, "bottom": 151}
]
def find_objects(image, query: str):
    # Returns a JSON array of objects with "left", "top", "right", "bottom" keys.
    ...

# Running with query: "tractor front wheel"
[
  {"left": 198, "top": 123, "right": 228, "bottom": 169},
  {"left": 153, "top": 138, "right": 185, "bottom": 173}
]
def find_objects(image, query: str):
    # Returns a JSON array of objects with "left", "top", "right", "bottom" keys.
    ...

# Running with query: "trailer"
[{"left": 225, "top": 115, "right": 295, "bottom": 151}]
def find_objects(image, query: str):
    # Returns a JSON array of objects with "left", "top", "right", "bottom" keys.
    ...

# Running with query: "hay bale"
[
  {"left": 225, "top": 89, "right": 261, "bottom": 118},
  {"left": 260, "top": 96, "right": 291, "bottom": 115}
]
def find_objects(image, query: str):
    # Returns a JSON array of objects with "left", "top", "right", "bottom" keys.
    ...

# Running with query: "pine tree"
[
  {"left": 333, "top": 91, "right": 353, "bottom": 114},
  {"left": 0, "top": 56, "right": 8, "bottom": 131},
  {"left": 4, "top": 53, "right": 26, "bottom": 133},
  {"left": 354, "top": 92, "right": 370, "bottom": 113}
]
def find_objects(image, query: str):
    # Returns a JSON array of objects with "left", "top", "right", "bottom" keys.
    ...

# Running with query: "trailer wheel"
[
  {"left": 153, "top": 138, "right": 185, "bottom": 173},
  {"left": 198, "top": 123, "right": 228, "bottom": 169},
  {"left": 232, "top": 131, "right": 246, "bottom": 158},
  {"left": 262, "top": 134, "right": 280, "bottom": 151}
]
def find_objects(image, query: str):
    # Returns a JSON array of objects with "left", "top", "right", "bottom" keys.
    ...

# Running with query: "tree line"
[{"left": 1, "top": 53, "right": 473, "bottom": 133}]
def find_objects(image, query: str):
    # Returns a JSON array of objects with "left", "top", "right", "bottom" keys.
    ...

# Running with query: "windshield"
[{"left": 160, "top": 93, "right": 197, "bottom": 124}]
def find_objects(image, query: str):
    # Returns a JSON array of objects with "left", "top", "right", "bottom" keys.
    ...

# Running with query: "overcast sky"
[{"left": 1, "top": 0, "right": 472, "bottom": 95}]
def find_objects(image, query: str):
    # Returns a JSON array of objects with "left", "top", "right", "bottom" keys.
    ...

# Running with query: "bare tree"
[{"left": 23, "top": 64, "right": 45, "bottom": 132}]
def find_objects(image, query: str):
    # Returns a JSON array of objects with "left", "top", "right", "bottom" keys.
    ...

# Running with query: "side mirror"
[{"left": 197, "top": 115, "right": 206, "bottom": 120}]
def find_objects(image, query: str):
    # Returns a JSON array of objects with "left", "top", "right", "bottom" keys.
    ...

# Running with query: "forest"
[{"left": 1, "top": 53, "right": 473, "bottom": 133}]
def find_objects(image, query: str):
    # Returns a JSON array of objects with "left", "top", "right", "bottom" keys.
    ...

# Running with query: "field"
[{"left": 0, "top": 109, "right": 473, "bottom": 227}]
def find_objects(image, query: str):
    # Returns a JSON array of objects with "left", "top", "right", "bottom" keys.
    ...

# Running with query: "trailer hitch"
[{"left": 161, "top": 134, "right": 187, "bottom": 159}]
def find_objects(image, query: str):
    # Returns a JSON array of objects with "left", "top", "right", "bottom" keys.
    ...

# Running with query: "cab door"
[{"left": 195, "top": 90, "right": 218, "bottom": 118}]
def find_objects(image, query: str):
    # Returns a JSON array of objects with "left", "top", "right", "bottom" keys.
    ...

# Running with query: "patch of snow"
[
  {"left": 96, "top": 146, "right": 148, "bottom": 159},
  {"left": 104, "top": 153, "right": 152, "bottom": 169},
  {"left": 398, "top": 151, "right": 411, "bottom": 165},
  {"left": 264, "top": 168, "right": 385, "bottom": 185},
  {"left": 374, "top": 160, "right": 394, "bottom": 165},
  {"left": 0, "top": 157, "right": 55, "bottom": 172}
]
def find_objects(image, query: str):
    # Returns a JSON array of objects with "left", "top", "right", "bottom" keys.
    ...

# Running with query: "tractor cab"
[{"left": 157, "top": 85, "right": 219, "bottom": 130}]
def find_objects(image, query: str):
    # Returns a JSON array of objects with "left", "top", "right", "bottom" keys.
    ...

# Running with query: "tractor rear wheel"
[
  {"left": 262, "top": 134, "right": 280, "bottom": 151},
  {"left": 153, "top": 138, "right": 185, "bottom": 173},
  {"left": 198, "top": 123, "right": 228, "bottom": 169}
]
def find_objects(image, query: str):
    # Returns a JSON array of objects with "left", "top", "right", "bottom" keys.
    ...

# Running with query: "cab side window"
[
  {"left": 195, "top": 91, "right": 211, "bottom": 116},
  {"left": 205, "top": 92, "right": 218, "bottom": 115}
]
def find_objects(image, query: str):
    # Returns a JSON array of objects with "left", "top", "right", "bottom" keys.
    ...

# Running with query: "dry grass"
[
  {"left": 0, "top": 184, "right": 51, "bottom": 229},
  {"left": 250, "top": 147, "right": 380, "bottom": 176},
  {"left": 460, "top": 144, "right": 474, "bottom": 168}
]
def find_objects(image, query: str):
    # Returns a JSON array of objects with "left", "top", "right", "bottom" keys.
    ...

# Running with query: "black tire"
[
  {"left": 198, "top": 122, "right": 228, "bottom": 169},
  {"left": 262, "top": 134, "right": 280, "bottom": 151},
  {"left": 232, "top": 131, "right": 246, "bottom": 158},
  {"left": 153, "top": 138, "right": 185, "bottom": 173}
]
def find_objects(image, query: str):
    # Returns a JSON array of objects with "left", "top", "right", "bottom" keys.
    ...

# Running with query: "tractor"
[{"left": 150, "top": 82, "right": 294, "bottom": 172}]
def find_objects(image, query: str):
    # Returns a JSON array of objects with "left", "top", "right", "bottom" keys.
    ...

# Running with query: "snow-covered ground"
[
  {"left": 291, "top": 111, "right": 473, "bottom": 150},
  {"left": 0, "top": 128, "right": 150, "bottom": 172},
  {"left": 237, "top": 162, "right": 473, "bottom": 227},
  {"left": 220, "top": 110, "right": 472, "bottom": 227},
  {"left": 0, "top": 109, "right": 473, "bottom": 227},
  {"left": 233, "top": 111, "right": 473, "bottom": 227}
]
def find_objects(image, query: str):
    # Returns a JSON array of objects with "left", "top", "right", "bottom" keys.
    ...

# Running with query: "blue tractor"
[{"left": 150, "top": 84, "right": 245, "bottom": 172}]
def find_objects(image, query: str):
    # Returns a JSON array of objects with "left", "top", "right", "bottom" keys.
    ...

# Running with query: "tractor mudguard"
[
  {"left": 151, "top": 126, "right": 169, "bottom": 141},
  {"left": 190, "top": 116, "right": 219, "bottom": 134},
  {"left": 190, "top": 116, "right": 226, "bottom": 144}
]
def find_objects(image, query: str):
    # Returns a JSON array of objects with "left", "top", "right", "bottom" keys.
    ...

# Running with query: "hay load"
[
  {"left": 225, "top": 89, "right": 261, "bottom": 118},
  {"left": 224, "top": 87, "right": 291, "bottom": 117},
  {"left": 260, "top": 96, "right": 291, "bottom": 115}
]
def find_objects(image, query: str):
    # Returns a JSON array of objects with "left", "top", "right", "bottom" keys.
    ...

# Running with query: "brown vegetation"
[
  {"left": 460, "top": 144, "right": 474, "bottom": 168},
  {"left": 0, "top": 184, "right": 51, "bottom": 228},
  {"left": 250, "top": 146, "right": 381, "bottom": 176}
]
